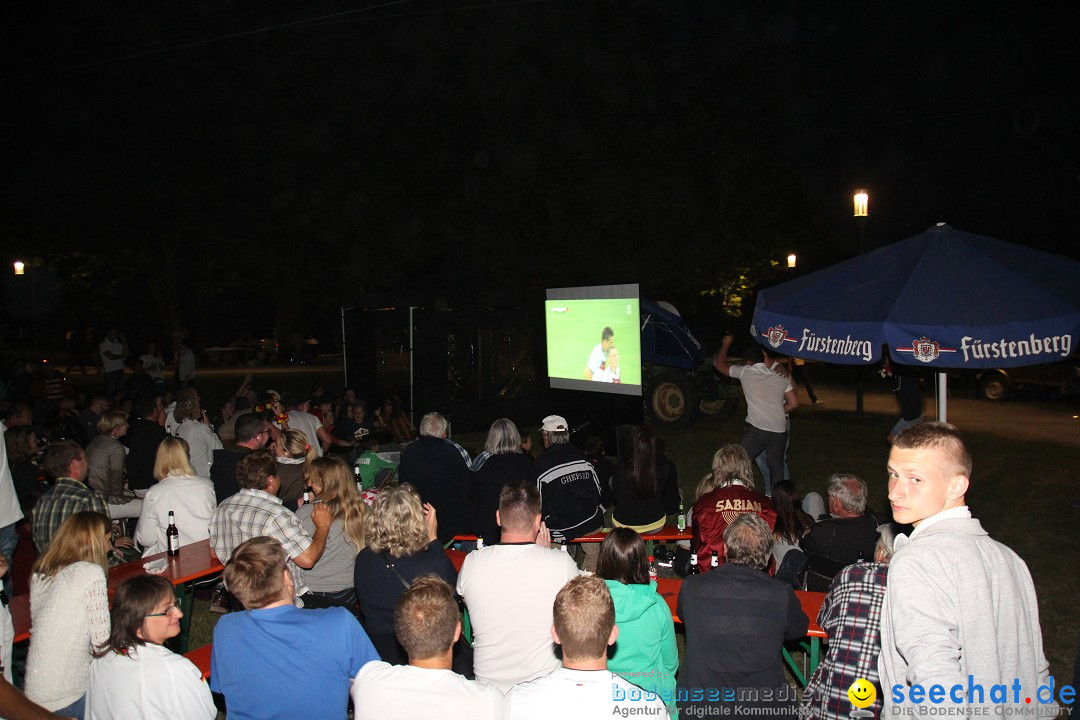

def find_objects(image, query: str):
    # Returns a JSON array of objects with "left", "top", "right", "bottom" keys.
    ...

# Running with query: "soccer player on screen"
[
  {"left": 592, "top": 347, "right": 621, "bottom": 383},
  {"left": 584, "top": 327, "right": 615, "bottom": 380}
]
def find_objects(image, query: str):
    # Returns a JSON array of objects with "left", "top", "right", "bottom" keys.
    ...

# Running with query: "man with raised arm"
[{"left": 712, "top": 333, "right": 797, "bottom": 496}]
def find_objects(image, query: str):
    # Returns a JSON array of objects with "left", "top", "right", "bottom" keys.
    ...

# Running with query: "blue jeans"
[
  {"left": 740, "top": 423, "right": 787, "bottom": 497},
  {"left": 0, "top": 523, "right": 18, "bottom": 598},
  {"left": 753, "top": 417, "right": 791, "bottom": 495},
  {"left": 54, "top": 695, "right": 86, "bottom": 720}
]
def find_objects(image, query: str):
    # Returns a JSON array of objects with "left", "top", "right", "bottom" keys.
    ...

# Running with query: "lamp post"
[
  {"left": 852, "top": 191, "right": 869, "bottom": 414},
  {"left": 786, "top": 253, "right": 797, "bottom": 269},
  {"left": 853, "top": 190, "right": 869, "bottom": 254},
  {"left": 12, "top": 260, "right": 38, "bottom": 359}
]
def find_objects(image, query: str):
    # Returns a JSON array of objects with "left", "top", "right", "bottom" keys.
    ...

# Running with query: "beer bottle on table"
[
  {"left": 676, "top": 502, "right": 686, "bottom": 532},
  {"left": 648, "top": 555, "right": 658, "bottom": 583},
  {"left": 303, "top": 482, "right": 315, "bottom": 504},
  {"left": 166, "top": 511, "right": 180, "bottom": 556},
  {"left": 687, "top": 552, "right": 701, "bottom": 575},
  {"left": 711, "top": 550, "right": 719, "bottom": 569}
]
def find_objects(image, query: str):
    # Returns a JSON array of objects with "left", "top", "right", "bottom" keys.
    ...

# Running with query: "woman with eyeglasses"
[
  {"left": 25, "top": 511, "right": 112, "bottom": 719},
  {"left": 85, "top": 574, "right": 215, "bottom": 719}
]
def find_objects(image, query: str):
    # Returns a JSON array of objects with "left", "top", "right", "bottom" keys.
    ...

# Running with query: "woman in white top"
[
  {"left": 86, "top": 574, "right": 216, "bottom": 720},
  {"left": 173, "top": 396, "right": 222, "bottom": 478},
  {"left": 25, "top": 511, "right": 112, "bottom": 718},
  {"left": 135, "top": 438, "right": 216, "bottom": 556}
]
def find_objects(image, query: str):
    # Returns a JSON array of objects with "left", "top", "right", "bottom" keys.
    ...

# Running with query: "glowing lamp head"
[
  {"left": 853, "top": 191, "right": 869, "bottom": 217},
  {"left": 13, "top": 261, "right": 25, "bottom": 275}
]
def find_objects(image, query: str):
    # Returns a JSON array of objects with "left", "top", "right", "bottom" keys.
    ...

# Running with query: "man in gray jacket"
[{"left": 880, "top": 422, "right": 1058, "bottom": 714}]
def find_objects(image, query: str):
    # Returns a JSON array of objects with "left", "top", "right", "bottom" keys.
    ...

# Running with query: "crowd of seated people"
[{"left": 0, "top": 364, "right": 1062, "bottom": 720}]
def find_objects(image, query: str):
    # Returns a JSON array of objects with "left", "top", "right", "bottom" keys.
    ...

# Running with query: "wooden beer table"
[
  {"left": 13, "top": 539, "right": 224, "bottom": 652},
  {"left": 656, "top": 576, "right": 827, "bottom": 685},
  {"left": 446, "top": 548, "right": 827, "bottom": 686},
  {"left": 452, "top": 523, "right": 693, "bottom": 556},
  {"left": 111, "top": 539, "right": 225, "bottom": 653}
]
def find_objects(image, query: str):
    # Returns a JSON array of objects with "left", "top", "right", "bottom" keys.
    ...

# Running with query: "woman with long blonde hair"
[
  {"left": 135, "top": 437, "right": 216, "bottom": 556},
  {"left": 26, "top": 511, "right": 112, "bottom": 717},
  {"left": 274, "top": 428, "right": 319, "bottom": 508},
  {"left": 295, "top": 456, "right": 367, "bottom": 610},
  {"left": 690, "top": 445, "right": 775, "bottom": 572},
  {"left": 353, "top": 484, "right": 459, "bottom": 667}
]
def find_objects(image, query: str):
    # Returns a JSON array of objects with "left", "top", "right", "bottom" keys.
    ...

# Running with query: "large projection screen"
[{"left": 546, "top": 284, "right": 641, "bottom": 396}]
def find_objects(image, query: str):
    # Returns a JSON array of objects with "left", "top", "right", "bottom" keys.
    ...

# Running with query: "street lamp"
[
  {"left": 12, "top": 260, "right": 37, "bottom": 357},
  {"left": 787, "top": 253, "right": 797, "bottom": 268},
  {"left": 853, "top": 190, "right": 869, "bottom": 254}
]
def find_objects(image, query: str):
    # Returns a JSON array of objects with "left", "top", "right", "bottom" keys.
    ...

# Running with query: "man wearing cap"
[{"left": 533, "top": 415, "right": 604, "bottom": 571}]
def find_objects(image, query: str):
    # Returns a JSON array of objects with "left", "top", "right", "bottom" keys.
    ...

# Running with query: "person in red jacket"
[{"left": 691, "top": 444, "right": 776, "bottom": 572}]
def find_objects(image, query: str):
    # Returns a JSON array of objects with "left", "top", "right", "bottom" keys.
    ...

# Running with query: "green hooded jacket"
[{"left": 604, "top": 579, "right": 678, "bottom": 715}]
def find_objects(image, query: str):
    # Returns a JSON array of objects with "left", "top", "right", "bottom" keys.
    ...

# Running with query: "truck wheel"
[
  {"left": 649, "top": 373, "right": 696, "bottom": 426},
  {"left": 699, "top": 396, "right": 737, "bottom": 421},
  {"left": 980, "top": 372, "right": 1010, "bottom": 401}
]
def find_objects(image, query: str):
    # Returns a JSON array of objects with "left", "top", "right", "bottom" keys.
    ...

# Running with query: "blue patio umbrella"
[{"left": 750, "top": 223, "right": 1080, "bottom": 419}]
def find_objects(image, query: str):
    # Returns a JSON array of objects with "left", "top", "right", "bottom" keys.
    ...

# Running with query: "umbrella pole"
[
  {"left": 855, "top": 368, "right": 865, "bottom": 415},
  {"left": 936, "top": 372, "right": 948, "bottom": 422}
]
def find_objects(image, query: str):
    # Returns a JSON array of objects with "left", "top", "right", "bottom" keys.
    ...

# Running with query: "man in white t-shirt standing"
[
  {"left": 284, "top": 398, "right": 325, "bottom": 458},
  {"left": 583, "top": 327, "right": 615, "bottom": 380},
  {"left": 98, "top": 328, "right": 128, "bottom": 400},
  {"left": 713, "top": 333, "right": 797, "bottom": 496},
  {"left": 504, "top": 575, "right": 668, "bottom": 719},
  {"left": 352, "top": 576, "right": 502, "bottom": 719},
  {"left": 457, "top": 481, "right": 580, "bottom": 693}
]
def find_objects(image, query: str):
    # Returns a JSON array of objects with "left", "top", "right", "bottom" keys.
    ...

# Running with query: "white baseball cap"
[{"left": 541, "top": 415, "right": 568, "bottom": 432}]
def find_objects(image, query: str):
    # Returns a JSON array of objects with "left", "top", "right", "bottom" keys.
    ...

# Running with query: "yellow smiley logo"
[{"left": 848, "top": 678, "right": 877, "bottom": 708}]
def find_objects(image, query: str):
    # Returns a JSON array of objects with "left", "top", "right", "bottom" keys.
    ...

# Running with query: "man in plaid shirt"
[
  {"left": 32, "top": 440, "right": 135, "bottom": 559},
  {"left": 210, "top": 450, "right": 330, "bottom": 606},
  {"left": 801, "top": 525, "right": 897, "bottom": 720}
]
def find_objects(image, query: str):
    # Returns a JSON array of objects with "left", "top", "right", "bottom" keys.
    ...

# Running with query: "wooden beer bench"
[
  {"left": 184, "top": 644, "right": 213, "bottom": 680},
  {"left": 445, "top": 549, "right": 827, "bottom": 686},
  {"left": 656, "top": 576, "right": 827, "bottom": 685},
  {"left": 12, "top": 539, "right": 224, "bottom": 652},
  {"left": 452, "top": 523, "right": 692, "bottom": 556}
]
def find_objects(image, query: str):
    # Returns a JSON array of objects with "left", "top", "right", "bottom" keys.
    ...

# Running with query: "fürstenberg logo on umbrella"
[
  {"left": 754, "top": 324, "right": 875, "bottom": 362},
  {"left": 894, "top": 334, "right": 1073, "bottom": 364}
]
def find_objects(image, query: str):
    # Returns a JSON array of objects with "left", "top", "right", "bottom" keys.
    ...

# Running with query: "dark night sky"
[{"left": 3, "top": 1, "right": 1078, "bottom": 347}]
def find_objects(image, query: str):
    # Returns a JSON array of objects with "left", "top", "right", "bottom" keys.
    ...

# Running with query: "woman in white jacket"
[
  {"left": 25, "top": 511, "right": 112, "bottom": 718},
  {"left": 135, "top": 437, "right": 215, "bottom": 556},
  {"left": 86, "top": 574, "right": 216, "bottom": 719}
]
